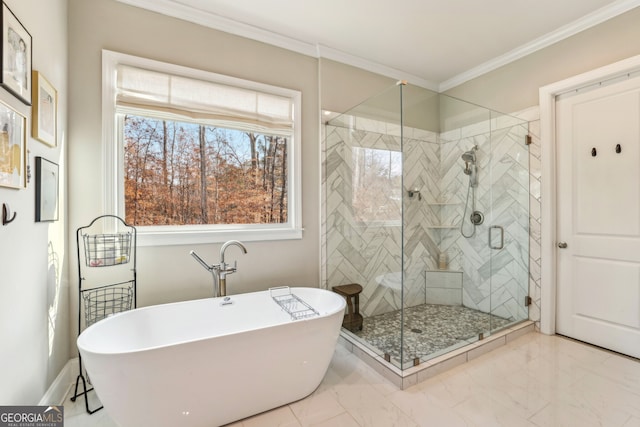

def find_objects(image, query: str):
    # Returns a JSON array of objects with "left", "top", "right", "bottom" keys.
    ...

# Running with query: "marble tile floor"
[
  {"left": 352, "top": 304, "right": 513, "bottom": 365},
  {"left": 64, "top": 332, "right": 640, "bottom": 427}
]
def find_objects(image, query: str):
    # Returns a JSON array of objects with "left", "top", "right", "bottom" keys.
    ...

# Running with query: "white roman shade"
[{"left": 116, "top": 65, "right": 295, "bottom": 134}]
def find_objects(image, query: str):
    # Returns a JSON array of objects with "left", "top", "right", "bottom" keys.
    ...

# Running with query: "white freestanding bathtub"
[{"left": 77, "top": 287, "right": 346, "bottom": 427}]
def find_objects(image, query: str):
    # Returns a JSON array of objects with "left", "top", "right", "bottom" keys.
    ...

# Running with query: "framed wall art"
[
  {"left": 1, "top": 2, "right": 31, "bottom": 105},
  {"left": 32, "top": 71, "right": 57, "bottom": 146},
  {"left": 35, "top": 156, "right": 58, "bottom": 222},
  {"left": 0, "top": 99, "right": 26, "bottom": 189}
]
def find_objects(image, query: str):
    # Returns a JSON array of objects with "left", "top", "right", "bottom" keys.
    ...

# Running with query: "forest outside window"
[
  {"left": 103, "top": 51, "right": 302, "bottom": 245},
  {"left": 352, "top": 147, "right": 402, "bottom": 225}
]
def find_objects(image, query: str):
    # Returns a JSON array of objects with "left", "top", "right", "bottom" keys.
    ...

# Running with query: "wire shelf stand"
[{"left": 70, "top": 215, "right": 137, "bottom": 415}]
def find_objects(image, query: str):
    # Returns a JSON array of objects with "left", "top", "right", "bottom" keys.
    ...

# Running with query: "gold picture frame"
[
  {"left": 32, "top": 70, "right": 57, "bottom": 147},
  {"left": 0, "top": 99, "right": 26, "bottom": 189}
]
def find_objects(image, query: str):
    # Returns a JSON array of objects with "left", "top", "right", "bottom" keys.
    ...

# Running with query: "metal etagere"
[{"left": 70, "top": 215, "right": 137, "bottom": 414}]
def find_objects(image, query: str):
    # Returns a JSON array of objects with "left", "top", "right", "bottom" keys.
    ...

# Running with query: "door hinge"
[
  {"left": 524, "top": 296, "right": 532, "bottom": 306},
  {"left": 525, "top": 135, "right": 532, "bottom": 145}
]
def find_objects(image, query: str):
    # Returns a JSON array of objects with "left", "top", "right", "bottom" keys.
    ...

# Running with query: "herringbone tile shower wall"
[{"left": 323, "top": 114, "right": 535, "bottom": 324}]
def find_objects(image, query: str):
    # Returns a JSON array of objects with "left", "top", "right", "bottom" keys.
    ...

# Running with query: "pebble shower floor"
[{"left": 352, "top": 304, "right": 512, "bottom": 365}]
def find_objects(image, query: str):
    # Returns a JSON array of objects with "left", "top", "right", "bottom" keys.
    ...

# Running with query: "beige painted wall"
[
  {"left": 445, "top": 7, "right": 640, "bottom": 113},
  {"left": 319, "top": 58, "right": 395, "bottom": 114},
  {"left": 68, "top": 0, "right": 320, "bottom": 346},
  {"left": 320, "top": 59, "right": 444, "bottom": 131},
  {"left": 0, "top": 0, "right": 69, "bottom": 404}
]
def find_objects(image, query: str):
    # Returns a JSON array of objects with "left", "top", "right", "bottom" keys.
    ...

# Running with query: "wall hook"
[
  {"left": 591, "top": 147, "right": 597, "bottom": 157},
  {"left": 2, "top": 203, "right": 17, "bottom": 225},
  {"left": 616, "top": 144, "right": 621, "bottom": 154}
]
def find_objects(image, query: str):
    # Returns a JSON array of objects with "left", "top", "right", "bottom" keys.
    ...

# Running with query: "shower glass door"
[
  {"left": 488, "top": 112, "right": 530, "bottom": 331},
  {"left": 438, "top": 94, "right": 494, "bottom": 351}
]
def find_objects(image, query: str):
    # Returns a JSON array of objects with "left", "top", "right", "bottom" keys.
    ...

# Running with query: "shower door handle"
[{"left": 489, "top": 225, "right": 504, "bottom": 250}]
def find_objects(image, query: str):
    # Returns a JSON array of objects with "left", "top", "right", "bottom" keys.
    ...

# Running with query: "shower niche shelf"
[
  {"left": 426, "top": 201, "right": 460, "bottom": 206},
  {"left": 425, "top": 201, "right": 460, "bottom": 229}
]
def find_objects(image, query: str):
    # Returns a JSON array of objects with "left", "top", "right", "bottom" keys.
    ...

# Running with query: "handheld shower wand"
[
  {"left": 460, "top": 146, "right": 483, "bottom": 238},
  {"left": 461, "top": 150, "right": 478, "bottom": 188}
]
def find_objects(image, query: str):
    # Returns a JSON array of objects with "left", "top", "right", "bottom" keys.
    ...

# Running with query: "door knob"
[{"left": 557, "top": 242, "right": 568, "bottom": 249}]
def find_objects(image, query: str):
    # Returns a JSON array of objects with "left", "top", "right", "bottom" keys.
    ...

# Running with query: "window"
[
  {"left": 123, "top": 116, "right": 289, "bottom": 226},
  {"left": 102, "top": 51, "right": 302, "bottom": 245}
]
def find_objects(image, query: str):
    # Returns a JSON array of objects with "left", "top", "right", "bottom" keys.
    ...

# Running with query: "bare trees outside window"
[
  {"left": 352, "top": 147, "right": 402, "bottom": 223},
  {"left": 123, "top": 114, "right": 288, "bottom": 226}
]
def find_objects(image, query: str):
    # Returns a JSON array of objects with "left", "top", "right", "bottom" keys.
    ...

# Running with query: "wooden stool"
[{"left": 332, "top": 284, "right": 363, "bottom": 332}]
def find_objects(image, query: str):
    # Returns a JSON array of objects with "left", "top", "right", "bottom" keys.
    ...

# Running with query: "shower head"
[
  {"left": 462, "top": 148, "right": 478, "bottom": 187},
  {"left": 461, "top": 150, "right": 476, "bottom": 163}
]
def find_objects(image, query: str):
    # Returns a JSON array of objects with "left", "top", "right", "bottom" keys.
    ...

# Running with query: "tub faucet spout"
[
  {"left": 220, "top": 240, "right": 248, "bottom": 266},
  {"left": 218, "top": 240, "right": 248, "bottom": 296}
]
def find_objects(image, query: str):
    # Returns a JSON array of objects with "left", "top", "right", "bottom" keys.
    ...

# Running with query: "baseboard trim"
[{"left": 39, "top": 358, "right": 78, "bottom": 406}]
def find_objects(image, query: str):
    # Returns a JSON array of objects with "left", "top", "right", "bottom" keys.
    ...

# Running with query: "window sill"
[{"left": 136, "top": 226, "right": 303, "bottom": 247}]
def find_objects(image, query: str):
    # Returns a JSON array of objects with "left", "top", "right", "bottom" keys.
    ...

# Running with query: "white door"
[{"left": 556, "top": 75, "right": 640, "bottom": 358}]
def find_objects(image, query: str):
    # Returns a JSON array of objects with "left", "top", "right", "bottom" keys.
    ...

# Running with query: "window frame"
[{"left": 102, "top": 50, "right": 302, "bottom": 246}]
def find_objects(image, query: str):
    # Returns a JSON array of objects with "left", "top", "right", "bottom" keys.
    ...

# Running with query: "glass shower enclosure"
[{"left": 324, "top": 82, "right": 529, "bottom": 370}]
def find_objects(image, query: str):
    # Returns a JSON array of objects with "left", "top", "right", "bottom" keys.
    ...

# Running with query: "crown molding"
[
  {"left": 439, "top": 0, "right": 640, "bottom": 91},
  {"left": 115, "top": 0, "right": 318, "bottom": 57},
  {"left": 117, "top": 0, "right": 439, "bottom": 90},
  {"left": 317, "top": 45, "right": 439, "bottom": 91},
  {"left": 117, "top": 0, "right": 640, "bottom": 93}
]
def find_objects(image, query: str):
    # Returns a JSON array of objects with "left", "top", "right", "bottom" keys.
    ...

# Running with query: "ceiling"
[{"left": 117, "top": 0, "right": 639, "bottom": 91}]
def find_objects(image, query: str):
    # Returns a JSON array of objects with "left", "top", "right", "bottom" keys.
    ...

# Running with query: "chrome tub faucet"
[{"left": 190, "top": 240, "right": 248, "bottom": 297}]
